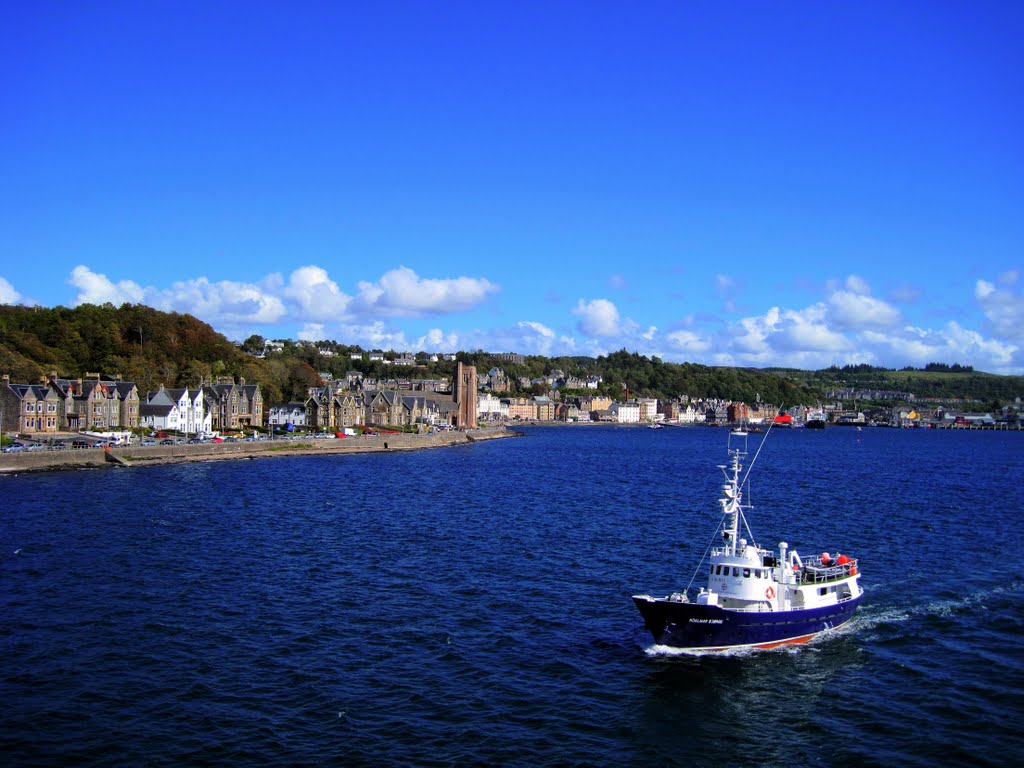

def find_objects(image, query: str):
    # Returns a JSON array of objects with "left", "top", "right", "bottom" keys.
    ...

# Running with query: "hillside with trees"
[
  {"left": 0, "top": 304, "right": 315, "bottom": 405},
  {"left": 775, "top": 363, "right": 1023, "bottom": 407}
]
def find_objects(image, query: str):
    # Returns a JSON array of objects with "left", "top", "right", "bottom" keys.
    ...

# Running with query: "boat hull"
[{"left": 633, "top": 594, "right": 862, "bottom": 651}]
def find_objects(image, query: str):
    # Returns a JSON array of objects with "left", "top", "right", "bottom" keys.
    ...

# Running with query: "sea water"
[{"left": 2, "top": 426, "right": 1022, "bottom": 766}]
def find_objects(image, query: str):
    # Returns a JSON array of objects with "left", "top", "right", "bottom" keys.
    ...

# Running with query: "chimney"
[{"left": 2, "top": 374, "right": 9, "bottom": 387}]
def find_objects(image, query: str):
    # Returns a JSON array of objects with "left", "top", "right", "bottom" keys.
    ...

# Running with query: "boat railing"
[
  {"left": 799, "top": 558, "right": 858, "bottom": 584},
  {"left": 710, "top": 546, "right": 775, "bottom": 560}
]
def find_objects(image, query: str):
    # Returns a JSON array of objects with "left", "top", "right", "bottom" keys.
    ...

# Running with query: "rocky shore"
[{"left": 0, "top": 427, "right": 516, "bottom": 474}]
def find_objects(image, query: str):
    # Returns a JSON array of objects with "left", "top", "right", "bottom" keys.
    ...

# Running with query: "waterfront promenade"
[{"left": 0, "top": 427, "right": 514, "bottom": 474}]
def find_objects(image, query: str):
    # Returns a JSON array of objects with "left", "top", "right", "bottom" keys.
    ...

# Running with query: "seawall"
[{"left": 0, "top": 427, "right": 515, "bottom": 475}]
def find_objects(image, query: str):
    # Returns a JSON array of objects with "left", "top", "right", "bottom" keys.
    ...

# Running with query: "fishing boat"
[{"left": 632, "top": 430, "right": 863, "bottom": 651}]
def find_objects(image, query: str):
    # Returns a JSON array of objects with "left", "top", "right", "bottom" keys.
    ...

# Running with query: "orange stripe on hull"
[
  {"left": 698, "top": 632, "right": 819, "bottom": 653},
  {"left": 754, "top": 633, "right": 816, "bottom": 649}
]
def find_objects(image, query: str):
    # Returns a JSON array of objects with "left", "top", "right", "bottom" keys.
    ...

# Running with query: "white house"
[
  {"left": 477, "top": 392, "right": 507, "bottom": 421},
  {"left": 268, "top": 402, "right": 307, "bottom": 428},
  {"left": 611, "top": 401, "right": 641, "bottom": 423},
  {"left": 679, "top": 404, "right": 706, "bottom": 424},
  {"left": 140, "top": 386, "right": 211, "bottom": 435}
]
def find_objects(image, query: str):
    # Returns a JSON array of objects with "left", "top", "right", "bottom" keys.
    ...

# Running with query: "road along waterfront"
[{"left": 0, "top": 427, "right": 515, "bottom": 474}]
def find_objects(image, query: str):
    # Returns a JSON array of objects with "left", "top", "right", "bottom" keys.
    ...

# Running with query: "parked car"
[
  {"left": 24, "top": 443, "right": 45, "bottom": 452},
  {"left": 210, "top": 437, "right": 224, "bottom": 443},
  {"left": 159, "top": 438, "right": 175, "bottom": 445},
  {"left": 141, "top": 438, "right": 158, "bottom": 446},
  {"left": 2, "top": 442, "right": 26, "bottom": 453}
]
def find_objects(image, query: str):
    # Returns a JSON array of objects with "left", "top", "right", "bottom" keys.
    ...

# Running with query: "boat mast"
[{"left": 719, "top": 437, "right": 744, "bottom": 557}]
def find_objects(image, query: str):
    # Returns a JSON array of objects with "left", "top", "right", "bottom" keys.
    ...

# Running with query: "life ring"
[
  {"left": 765, "top": 586, "right": 776, "bottom": 600},
  {"left": 850, "top": 566, "right": 857, "bottom": 576}
]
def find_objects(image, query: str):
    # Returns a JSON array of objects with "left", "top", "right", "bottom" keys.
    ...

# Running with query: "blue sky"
[{"left": 2, "top": 2, "right": 1022, "bottom": 373}]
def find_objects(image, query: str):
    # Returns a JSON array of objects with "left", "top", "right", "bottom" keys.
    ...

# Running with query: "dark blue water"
[{"left": 3, "top": 426, "right": 1022, "bottom": 767}]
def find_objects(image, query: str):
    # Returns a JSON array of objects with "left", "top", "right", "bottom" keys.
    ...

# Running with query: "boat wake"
[{"left": 854, "top": 580, "right": 1023, "bottom": 633}]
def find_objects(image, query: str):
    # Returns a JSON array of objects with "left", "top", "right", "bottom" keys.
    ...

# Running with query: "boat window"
[
  {"left": 733, "top": 567, "right": 740, "bottom": 577},
  {"left": 743, "top": 568, "right": 750, "bottom": 578}
]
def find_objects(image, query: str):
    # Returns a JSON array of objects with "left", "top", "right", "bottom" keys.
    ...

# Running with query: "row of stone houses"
[
  {"left": 268, "top": 364, "right": 479, "bottom": 432},
  {"left": 1, "top": 373, "right": 262, "bottom": 435},
  {"left": 0, "top": 373, "right": 141, "bottom": 434},
  {"left": 298, "top": 383, "right": 463, "bottom": 431}
]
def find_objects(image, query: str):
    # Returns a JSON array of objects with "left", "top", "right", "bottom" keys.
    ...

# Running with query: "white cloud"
[
  {"left": 0, "top": 276, "right": 21, "bottom": 304},
  {"left": 976, "top": 276, "right": 1024, "bottom": 341},
  {"left": 827, "top": 276, "right": 901, "bottom": 330},
  {"left": 69, "top": 265, "right": 145, "bottom": 305},
  {"left": 67, "top": 266, "right": 286, "bottom": 327},
  {"left": 297, "top": 323, "right": 326, "bottom": 341},
  {"left": 844, "top": 274, "right": 871, "bottom": 295},
  {"left": 416, "top": 328, "right": 460, "bottom": 351},
  {"left": 975, "top": 279, "right": 995, "bottom": 299},
  {"left": 509, "top": 321, "right": 558, "bottom": 356},
  {"left": 63, "top": 263, "right": 502, "bottom": 341},
  {"left": 828, "top": 291, "right": 901, "bottom": 330},
  {"left": 723, "top": 304, "right": 852, "bottom": 367},
  {"left": 665, "top": 329, "right": 711, "bottom": 354},
  {"left": 156, "top": 277, "right": 287, "bottom": 325},
  {"left": 327, "top": 321, "right": 413, "bottom": 351},
  {"left": 283, "top": 266, "right": 351, "bottom": 321},
  {"left": 351, "top": 266, "right": 498, "bottom": 318},
  {"left": 573, "top": 298, "right": 621, "bottom": 337},
  {"left": 860, "top": 322, "right": 1017, "bottom": 371}
]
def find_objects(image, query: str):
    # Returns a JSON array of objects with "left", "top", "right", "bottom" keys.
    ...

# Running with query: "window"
[
  {"left": 743, "top": 568, "right": 751, "bottom": 578},
  {"left": 733, "top": 567, "right": 740, "bottom": 577}
]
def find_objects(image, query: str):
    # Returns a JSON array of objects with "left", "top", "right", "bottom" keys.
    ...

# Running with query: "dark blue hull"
[{"left": 633, "top": 594, "right": 863, "bottom": 651}]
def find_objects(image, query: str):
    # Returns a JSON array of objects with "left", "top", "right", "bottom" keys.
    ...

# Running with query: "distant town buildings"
[{"left": 4, "top": 347, "right": 1020, "bottom": 441}]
